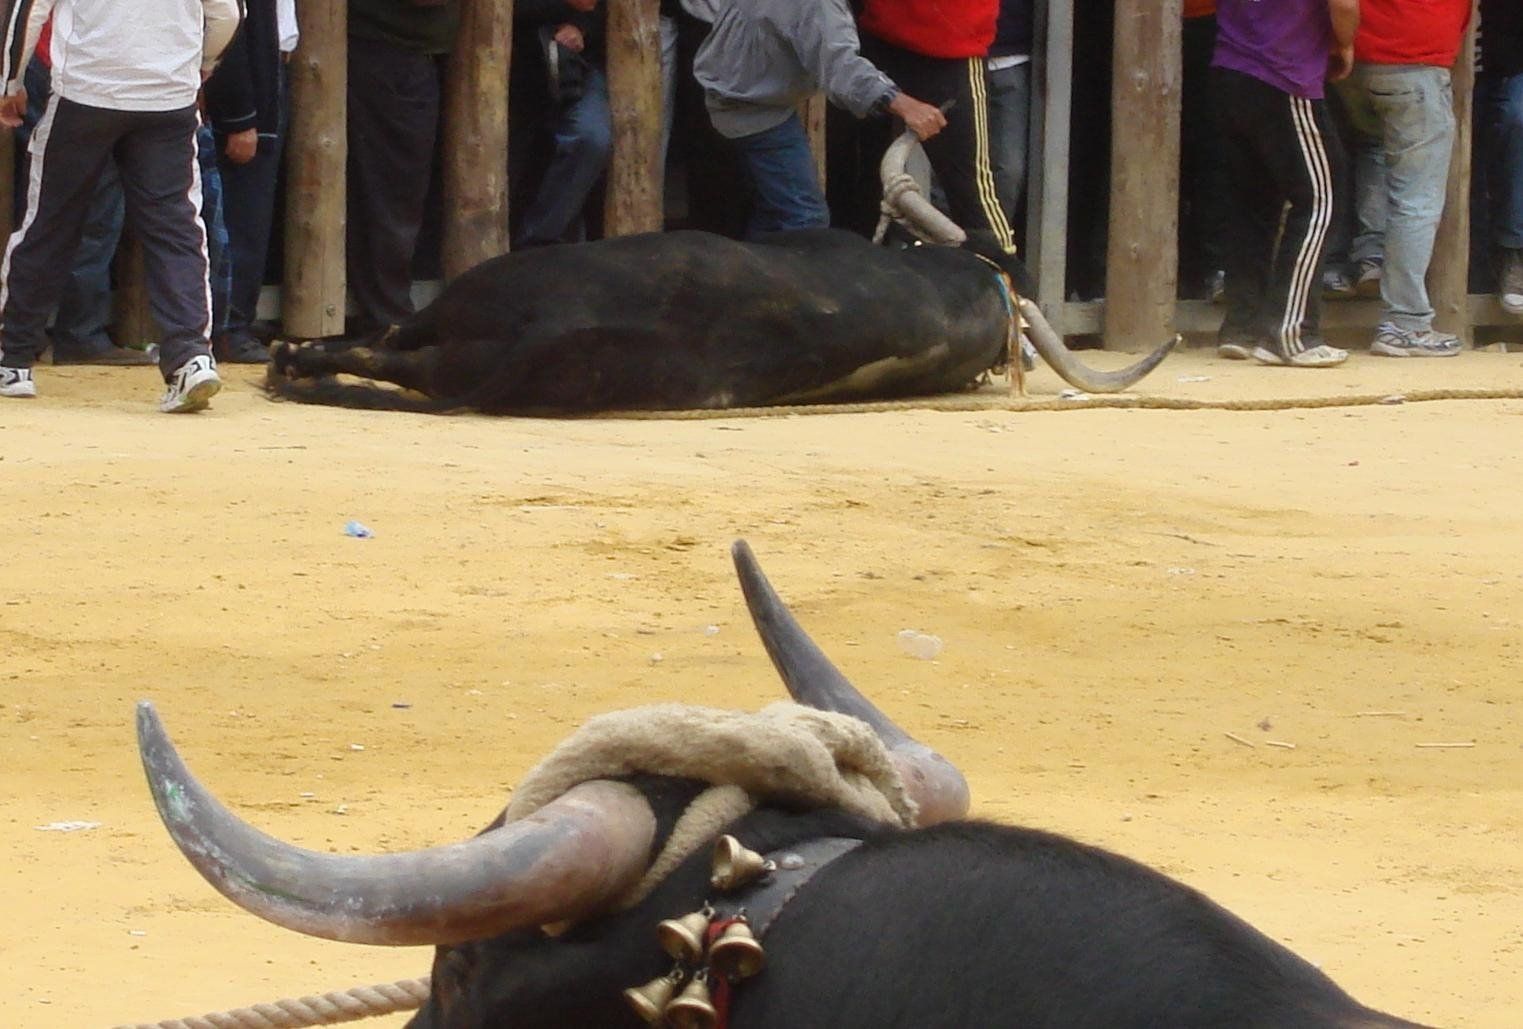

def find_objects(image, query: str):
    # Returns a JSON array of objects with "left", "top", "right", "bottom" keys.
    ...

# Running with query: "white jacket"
[{"left": 2, "top": 0, "right": 241, "bottom": 112}]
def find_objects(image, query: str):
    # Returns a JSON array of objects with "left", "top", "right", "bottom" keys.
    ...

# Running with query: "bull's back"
[{"left": 736, "top": 822, "right": 1421, "bottom": 1029}]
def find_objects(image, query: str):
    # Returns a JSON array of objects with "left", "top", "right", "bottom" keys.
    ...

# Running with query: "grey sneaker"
[
  {"left": 1369, "top": 323, "right": 1460, "bottom": 358},
  {"left": 1354, "top": 258, "right": 1383, "bottom": 298},
  {"left": 1251, "top": 343, "right": 1349, "bottom": 368},
  {"left": 1216, "top": 327, "right": 1262, "bottom": 361},
  {"left": 0, "top": 366, "right": 36, "bottom": 398},
  {"left": 159, "top": 354, "right": 222, "bottom": 413},
  {"left": 1499, "top": 248, "right": 1523, "bottom": 317}
]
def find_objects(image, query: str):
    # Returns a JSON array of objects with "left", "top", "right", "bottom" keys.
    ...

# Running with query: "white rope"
[{"left": 112, "top": 977, "right": 431, "bottom": 1029}]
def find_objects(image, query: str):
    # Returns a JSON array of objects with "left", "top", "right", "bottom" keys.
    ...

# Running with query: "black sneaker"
[{"left": 213, "top": 333, "right": 271, "bottom": 364}]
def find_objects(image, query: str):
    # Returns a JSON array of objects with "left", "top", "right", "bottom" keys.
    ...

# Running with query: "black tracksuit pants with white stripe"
[
  {"left": 1214, "top": 67, "right": 1345, "bottom": 357},
  {"left": 860, "top": 36, "right": 1018, "bottom": 254},
  {"left": 0, "top": 97, "right": 212, "bottom": 377}
]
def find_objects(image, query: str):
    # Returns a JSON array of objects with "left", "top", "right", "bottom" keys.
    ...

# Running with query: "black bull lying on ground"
[
  {"left": 267, "top": 230, "right": 1175, "bottom": 414},
  {"left": 137, "top": 542, "right": 1431, "bottom": 1028}
]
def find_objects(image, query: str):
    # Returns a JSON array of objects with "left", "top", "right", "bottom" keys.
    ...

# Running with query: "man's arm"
[
  {"left": 1327, "top": 0, "right": 1358, "bottom": 80},
  {"left": 0, "top": 0, "right": 55, "bottom": 126}
]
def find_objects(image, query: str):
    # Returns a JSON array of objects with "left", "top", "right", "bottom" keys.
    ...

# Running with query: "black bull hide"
[{"left": 268, "top": 229, "right": 1174, "bottom": 415}]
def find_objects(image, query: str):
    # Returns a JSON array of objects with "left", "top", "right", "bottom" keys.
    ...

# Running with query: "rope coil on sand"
[{"left": 588, "top": 385, "right": 1523, "bottom": 420}]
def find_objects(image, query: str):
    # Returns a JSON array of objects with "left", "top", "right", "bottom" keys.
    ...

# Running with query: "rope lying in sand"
[
  {"left": 110, "top": 977, "right": 432, "bottom": 1028},
  {"left": 590, "top": 385, "right": 1523, "bottom": 420}
]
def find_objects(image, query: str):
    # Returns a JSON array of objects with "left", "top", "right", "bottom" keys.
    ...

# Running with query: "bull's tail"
[{"left": 263, "top": 371, "right": 458, "bottom": 414}]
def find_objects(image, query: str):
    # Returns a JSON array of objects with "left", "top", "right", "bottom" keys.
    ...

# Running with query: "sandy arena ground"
[{"left": 2, "top": 349, "right": 1521, "bottom": 1028}]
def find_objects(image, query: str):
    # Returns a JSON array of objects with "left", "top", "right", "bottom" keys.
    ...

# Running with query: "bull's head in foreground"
[{"left": 139, "top": 542, "right": 1430, "bottom": 1028}]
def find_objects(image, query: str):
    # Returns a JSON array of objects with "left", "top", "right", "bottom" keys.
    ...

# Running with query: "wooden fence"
[{"left": 0, "top": 0, "right": 1507, "bottom": 349}]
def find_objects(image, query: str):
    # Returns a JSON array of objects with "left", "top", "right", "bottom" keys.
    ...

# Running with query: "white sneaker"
[
  {"left": 1369, "top": 323, "right": 1460, "bottom": 359},
  {"left": 0, "top": 366, "right": 36, "bottom": 398},
  {"left": 159, "top": 354, "right": 222, "bottom": 413}
]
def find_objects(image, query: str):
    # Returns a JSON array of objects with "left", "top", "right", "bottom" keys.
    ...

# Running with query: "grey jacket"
[{"left": 693, "top": 0, "right": 897, "bottom": 139}]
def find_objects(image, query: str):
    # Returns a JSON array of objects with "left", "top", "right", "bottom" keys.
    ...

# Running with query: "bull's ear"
[
  {"left": 731, "top": 540, "right": 970, "bottom": 825},
  {"left": 960, "top": 231, "right": 1035, "bottom": 295}
]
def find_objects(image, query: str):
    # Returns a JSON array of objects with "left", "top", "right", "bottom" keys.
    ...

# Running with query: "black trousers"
[
  {"left": 859, "top": 36, "right": 1017, "bottom": 254},
  {"left": 0, "top": 96, "right": 211, "bottom": 375},
  {"left": 346, "top": 35, "right": 442, "bottom": 333},
  {"left": 1215, "top": 67, "right": 1345, "bottom": 356},
  {"left": 1179, "top": 14, "right": 1227, "bottom": 293}
]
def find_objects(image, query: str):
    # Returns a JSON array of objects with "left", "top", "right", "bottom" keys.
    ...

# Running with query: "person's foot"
[
  {"left": 1216, "top": 327, "right": 1263, "bottom": 361},
  {"left": 1499, "top": 248, "right": 1523, "bottom": 317},
  {"left": 1322, "top": 265, "right": 1356, "bottom": 299},
  {"left": 49, "top": 343, "right": 156, "bottom": 366},
  {"left": 1250, "top": 343, "right": 1349, "bottom": 368},
  {"left": 1354, "top": 258, "right": 1382, "bottom": 298},
  {"left": 0, "top": 366, "right": 36, "bottom": 398},
  {"left": 159, "top": 355, "right": 222, "bottom": 413},
  {"left": 213, "top": 333, "right": 271, "bottom": 364},
  {"left": 1369, "top": 323, "right": 1461, "bottom": 358}
]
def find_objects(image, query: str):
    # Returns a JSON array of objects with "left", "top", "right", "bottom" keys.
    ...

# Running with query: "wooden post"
[
  {"left": 109, "top": 232, "right": 154, "bottom": 348},
  {"left": 1028, "top": 0, "right": 1074, "bottom": 321},
  {"left": 442, "top": 0, "right": 512, "bottom": 279},
  {"left": 283, "top": 0, "right": 347, "bottom": 338},
  {"left": 603, "top": 0, "right": 663, "bottom": 236},
  {"left": 1103, "top": 0, "right": 1181, "bottom": 351},
  {"left": 1432, "top": 3, "right": 1477, "bottom": 343}
]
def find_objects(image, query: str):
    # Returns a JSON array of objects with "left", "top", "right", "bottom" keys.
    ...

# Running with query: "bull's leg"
[{"left": 271, "top": 339, "right": 442, "bottom": 395}]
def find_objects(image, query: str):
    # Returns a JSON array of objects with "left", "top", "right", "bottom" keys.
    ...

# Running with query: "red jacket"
[
  {"left": 859, "top": 0, "right": 998, "bottom": 60},
  {"left": 1355, "top": 0, "right": 1471, "bottom": 67}
]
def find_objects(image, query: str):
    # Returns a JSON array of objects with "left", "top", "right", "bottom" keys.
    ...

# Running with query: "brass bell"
[
  {"left": 664, "top": 971, "right": 718, "bottom": 1029},
  {"left": 656, "top": 908, "right": 712, "bottom": 963},
  {"left": 708, "top": 918, "right": 767, "bottom": 980},
  {"left": 622, "top": 970, "right": 681, "bottom": 1025},
  {"left": 711, "top": 835, "right": 775, "bottom": 892}
]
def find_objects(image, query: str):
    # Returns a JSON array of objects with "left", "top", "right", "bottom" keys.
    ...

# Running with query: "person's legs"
[
  {"left": 216, "top": 122, "right": 284, "bottom": 358},
  {"left": 346, "top": 36, "right": 441, "bottom": 332},
  {"left": 730, "top": 115, "right": 830, "bottom": 238},
  {"left": 114, "top": 105, "right": 223, "bottom": 408},
  {"left": 1262, "top": 94, "right": 1343, "bottom": 361},
  {"left": 197, "top": 125, "right": 232, "bottom": 340},
  {"left": 984, "top": 60, "right": 1031, "bottom": 225},
  {"left": 1361, "top": 64, "right": 1456, "bottom": 339},
  {"left": 0, "top": 96, "right": 119, "bottom": 385},
  {"left": 1213, "top": 68, "right": 1345, "bottom": 367},
  {"left": 515, "top": 68, "right": 613, "bottom": 247},
  {"left": 1213, "top": 69, "right": 1277, "bottom": 354},
  {"left": 49, "top": 160, "right": 139, "bottom": 362},
  {"left": 1489, "top": 72, "right": 1523, "bottom": 313}
]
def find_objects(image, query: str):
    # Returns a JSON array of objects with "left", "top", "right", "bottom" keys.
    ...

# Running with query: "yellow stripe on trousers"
[{"left": 966, "top": 56, "right": 1016, "bottom": 254}]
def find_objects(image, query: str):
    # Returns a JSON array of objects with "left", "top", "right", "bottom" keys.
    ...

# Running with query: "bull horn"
[
  {"left": 730, "top": 540, "right": 970, "bottom": 826},
  {"left": 1018, "top": 297, "right": 1179, "bottom": 394},
  {"left": 877, "top": 131, "right": 967, "bottom": 246},
  {"left": 136, "top": 701, "right": 656, "bottom": 946}
]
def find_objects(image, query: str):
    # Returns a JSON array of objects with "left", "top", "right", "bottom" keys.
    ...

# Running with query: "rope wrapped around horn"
[{"left": 874, "top": 131, "right": 967, "bottom": 246}]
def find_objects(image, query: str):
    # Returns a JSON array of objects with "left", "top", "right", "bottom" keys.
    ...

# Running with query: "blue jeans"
[
  {"left": 1344, "top": 64, "right": 1456, "bottom": 331},
  {"left": 196, "top": 124, "right": 232, "bottom": 335},
  {"left": 731, "top": 114, "right": 829, "bottom": 239},
  {"left": 1482, "top": 72, "right": 1523, "bottom": 250},
  {"left": 985, "top": 59, "right": 1031, "bottom": 222},
  {"left": 516, "top": 67, "right": 612, "bottom": 247}
]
